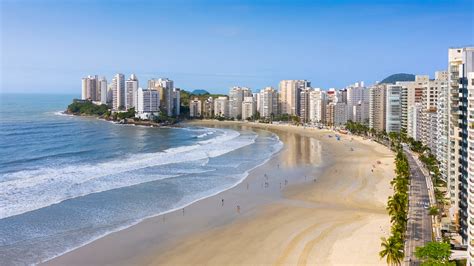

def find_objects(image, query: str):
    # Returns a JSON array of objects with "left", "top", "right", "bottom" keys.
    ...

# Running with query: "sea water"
[{"left": 0, "top": 94, "right": 282, "bottom": 265}]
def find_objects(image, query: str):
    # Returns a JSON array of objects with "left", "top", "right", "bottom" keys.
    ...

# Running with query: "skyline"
[{"left": 1, "top": 0, "right": 473, "bottom": 94}]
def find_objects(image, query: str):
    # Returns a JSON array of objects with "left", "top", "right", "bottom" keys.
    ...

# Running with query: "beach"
[{"left": 44, "top": 121, "right": 394, "bottom": 266}]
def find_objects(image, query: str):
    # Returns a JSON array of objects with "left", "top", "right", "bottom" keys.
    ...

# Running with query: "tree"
[
  {"left": 415, "top": 242, "right": 453, "bottom": 265},
  {"left": 379, "top": 236, "right": 404, "bottom": 265},
  {"left": 428, "top": 206, "right": 439, "bottom": 216}
]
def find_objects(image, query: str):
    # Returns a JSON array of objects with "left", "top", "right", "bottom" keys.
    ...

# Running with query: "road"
[{"left": 404, "top": 148, "right": 433, "bottom": 265}]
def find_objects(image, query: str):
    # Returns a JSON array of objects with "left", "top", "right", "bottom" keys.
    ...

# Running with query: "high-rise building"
[
  {"left": 299, "top": 88, "right": 312, "bottom": 123},
  {"left": 228, "top": 87, "right": 252, "bottom": 119},
  {"left": 173, "top": 88, "right": 181, "bottom": 116},
  {"left": 447, "top": 47, "right": 474, "bottom": 254},
  {"left": 99, "top": 77, "right": 107, "bottom": 104},
  {"left": 136, "top": 88, "right": 160, "bottom": 119},
  {"left": 202, "top": 97, "right": 214, "bottom": 118},
  {"left": 112, "top": 73, "right": 125, "bottom": 110},
  {"left": 214, "top": 96, "right": 229, "bottom": 117},
  {"left": 189, "top": 98, "right": 202, "bottom": 117},
  {"left": 260, "top": 87, "right": 279, "bottom": 119},
  {"left": 369, "top": 84, "right": 387, "bottom": 132},
  {"left": 420, "top": 72, "right": 447, "bottom": 152},
  {"left": 385, "top": 84, "right": 402, "bottom": 133},
  {"left": 347, "top": 83, "right": 368, "bottom": 122},
  {"left": 148, "top": 78, "right": 175, "bottom": 116},
  {"left": 81, "top": 75, "right": 98, "bottom": 101},
  {"left": 437, "top": 74, "right": 449, "bottom": 183},
  {"left": 125, "top": 74, "right": 139, "bottom": 110},
  {"left": 309, "top": 89, "right": 327, "bottom": 124},
  {"left": 242, "top": 96, "right": 256, "bottom": 120},
  {"left": 400, "top": 76, "right": 427, "bottom": 138},
  {"left": 333, "top": 102, "right": 348, "bottom": 126},
  {"left": 279, "top": 80, "right": 310, "bottom": 115},
  {"left": 466, "top": 71, "right": 474, "bottom": 265}
]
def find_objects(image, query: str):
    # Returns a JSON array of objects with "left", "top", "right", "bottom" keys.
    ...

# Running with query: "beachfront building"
[
  {"left": 437, "top": 73, "right": 449, "bottom": 182},
  {"left": 369, "top": 84, "right": 387, "bottom": 132},
  {"left": 214, "top": 96, "right": 229, "bottom": 118},
  {"left": 447, "top": 47, "right": 474, "bottom": 252},
  {"left": 385, "top": 84, "right": 402, "bottom": 133},
  {"left": 189, "top": 98, "right": 202, "bottom": 118},
  {"left": 173, "top": 88, "right": 181, "bottom": 116},
  {"left": 420, "top": 72, "right": 448, "bottom": 152},
  {"left": 112, "top": 73, "right": 125, "bottom": 111},
  {"left": 346, "top": 82, "right": 368, "bottom": 123},
  {"left": 99, "top": 77, "right": 107, "bottom": 104},
  {"left": 466, "top": 71, "right": 474, "bottom": 263},
  {"left": 309, "top": 88, "right": 327, "bottom": 125},
  {"left": 81, "top": 75, "right": 99, "bottom": 101},
  {"left": 148, "top": 78, "right": 175, "bottom": 116},
  {"left": 136, "top": 88, "right": 160, "bottom": 119},
  {"left": 299, "top": 88, "right": 312, "bottom": 123},
  {"left": 333, "top": 102, "right": 348, "bottom": 126},
  {"left": 407, "top": 103, "right": 422, "bottom": 141},
  {"left": 279, "top": 80, "right": 311, "bottom": 116},
  {"left": 260, "top": 87, "right": 279, "bottom": 119},
  {"left": 400, "top": 76, "right": 426, "bottom": 138},
  {"left": 228, "top": 87, "right": 252, "bottom": 119},
  {"left": 125, "top": 74, "right": 139, "bottom": 110},
  {"left": 202, "top": 97, "right": 214, "bottom": 118},
  {"left": 242, "top": 96, "right": 256, "bottom": 120}
]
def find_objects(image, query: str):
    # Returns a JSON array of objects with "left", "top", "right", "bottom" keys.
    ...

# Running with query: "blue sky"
[{"left": 1, "top": 0, "right": 473, "bottom": 94}]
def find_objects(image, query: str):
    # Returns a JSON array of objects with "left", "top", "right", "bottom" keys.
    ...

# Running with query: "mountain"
[
  {"left": 191, "top": 89, "right": 210, "bottom": 95},
  {"left": 380, "top": 73, "right": 415, "bottom": 84}
]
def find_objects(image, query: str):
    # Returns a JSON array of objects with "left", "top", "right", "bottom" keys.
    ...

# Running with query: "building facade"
[{"left": 386, "top": 85, "right": 402, "bottom": 133}]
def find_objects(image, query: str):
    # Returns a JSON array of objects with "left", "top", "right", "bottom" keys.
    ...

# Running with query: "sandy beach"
[{"left": 44, "top": 121, "right": 394, "bottom": 266}]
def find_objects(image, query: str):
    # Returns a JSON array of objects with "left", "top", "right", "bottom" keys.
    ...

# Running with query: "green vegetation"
[
  {"left": 379, "top": 148, "right": 409, "bottom": 265},
  {"left": 415, "top": 241, "right": 453, "bottom": 265},
  {"left": 381, "top": 73, "right": 416, "bottom": 84},
  {"left": 116, "top": 107, "right": 135, "bottom": 120},
  {"left": 379, "top": 236, "right": 404, "bottom": 266},
  {"left": 67, "top": 100, "right": 109, "bottom": 116},
  {"left": 152, "top": 113, "right": 177, "bottom": 125},
  {"left": 346, "top": 120, "right": 370, "bottom": 136}
]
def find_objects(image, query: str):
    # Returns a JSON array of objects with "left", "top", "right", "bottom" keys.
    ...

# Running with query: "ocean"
[{"left": 0, "top": 94, "right": 282, "bottom": 265}]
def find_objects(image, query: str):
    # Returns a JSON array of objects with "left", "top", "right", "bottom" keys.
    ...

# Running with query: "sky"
[{"left": 1, "top": 0, "right": 473, "bottom": 94}]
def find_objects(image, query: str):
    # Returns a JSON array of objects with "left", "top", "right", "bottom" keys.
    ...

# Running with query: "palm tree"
[{"left": 379, "top": 236, "right": 404, "bottom": 265}]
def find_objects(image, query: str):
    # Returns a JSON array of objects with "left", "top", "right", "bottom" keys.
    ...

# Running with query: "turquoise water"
[{"left": 0, "top": 94, "right": 282, "bottom": 265}]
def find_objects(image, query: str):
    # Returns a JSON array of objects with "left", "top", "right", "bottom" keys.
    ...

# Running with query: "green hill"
[
  {"left": 380, "top": 73, "right": 415, "bottom": 84},
  {"left": 191, "top": 89, "right": 210, "bottom": 95}
]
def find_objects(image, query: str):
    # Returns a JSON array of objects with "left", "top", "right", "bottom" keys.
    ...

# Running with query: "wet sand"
[{"left": 44, "top": 121, "right": 393, "bottom": 266}]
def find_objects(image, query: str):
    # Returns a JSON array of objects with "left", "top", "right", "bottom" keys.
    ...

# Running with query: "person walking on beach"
[
  {"left": 221, "top": 198, "right": 224, "bottom": 206},
  {"left": 182, "top": 208, "right": 185, "bottom": 216},
  {"left": 237, "top": 205, "right": 241, "bottom": 214}
]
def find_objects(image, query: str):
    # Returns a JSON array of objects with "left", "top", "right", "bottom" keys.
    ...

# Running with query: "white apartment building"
[
  {"left": 299, "top": 88, "right": 312, "bottom": 123},
  {"left": 173, "top": 88, "right": 181, "bottom": 116},
  {"left": 125, "top": 74, "right": 139, "bottom": 110},
  {"left": 347, "top": 83, "right": 369, "bottom": 123},
  {"left": 369, "top": 84, "right": 386, "bottom": 132},
  {"left": 437, "top": 75, "right": 449, "bottom": 182},
  {"left": 447, "top": 47, "right": 474, "bottom": 255},
  {"left": 136, "top": 88, "right": 160, "bottom": 119},
  {"left": 279, "top": 80, "right": 310, "bottom": 115},
  {"left": 309, "top": 88, "right": 326, "bottom": 124},
  {"left": 260, "top": 87, "right": 279, "bottom": 119},
  {"left": 386, "top": 84, "right": 402, "bottom": 133},
  {"left": 333, "top": 102, "right": 348, "bottom": 126},
  {"left": 242, "top": 96, "right": 256, "bottom": 120},
  {"left": 202, "top": 97, "right": 214, "bottom": 118},
  {"left": 81, "top": 75, "right": 98, "bottom": 101},
  {"left": 408, "top": 103, "right": 422, "bottom": 141},
  {"left": 214, "top": 96, "right": 229, "bottom": 117},
  {"left": 466, "top": 71, "right": 474, "bottom": 263},
  {"left": 189, "top": 98, "right": 202, "bottom": 117},
  {"left": 228, "top": 87, "right": 252, "bottom": 119},
  {"left": 112, "top": 73, "right": 125, "bottom": 110},
  {"left": 99, "top": 77, "right": 107, "bottom": 104}
]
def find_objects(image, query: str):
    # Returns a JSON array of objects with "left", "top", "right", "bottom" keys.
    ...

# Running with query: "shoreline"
[{"left": 44, "top": 120, "right": 394, "bottom": 265}]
